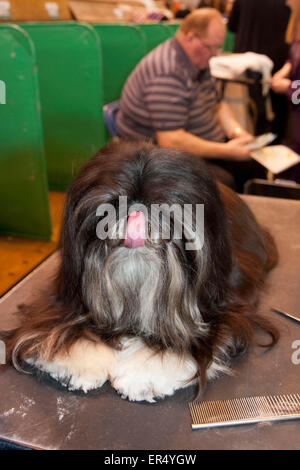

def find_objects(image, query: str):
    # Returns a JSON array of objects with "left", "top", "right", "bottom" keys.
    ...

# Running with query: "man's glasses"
[{"left": 194, "top": 34, "right": 222, "bottom": 54}]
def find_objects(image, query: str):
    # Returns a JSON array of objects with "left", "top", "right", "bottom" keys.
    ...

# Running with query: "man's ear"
[{"left": 185, "top": 31, "right": 196, "bottom": 42}]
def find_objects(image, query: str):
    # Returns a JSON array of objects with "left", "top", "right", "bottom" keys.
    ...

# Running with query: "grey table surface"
[{"left": 0, "top": 195, "right": 299, "bottom": 450}]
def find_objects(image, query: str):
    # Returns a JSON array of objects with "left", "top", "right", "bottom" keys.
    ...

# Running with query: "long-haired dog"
[{"left": 0, "top": 141, "right": 279, "bottom": 402}]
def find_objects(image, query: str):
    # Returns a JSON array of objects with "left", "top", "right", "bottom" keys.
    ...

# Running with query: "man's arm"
[
  {"left": 156, "top": 128, "right": 252, "bottom": 161},
  {"left": 272, "top": 62, "right": 292, "bottom": 81},
  {"left": 217, "top": 100, "right": 253, "bottom": 140}
]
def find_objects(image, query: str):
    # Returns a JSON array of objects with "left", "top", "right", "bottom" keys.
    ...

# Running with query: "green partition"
[
  {"left": 20, "top": 22, "right": 106, "bottom": 190},
  {"left": 93, "top": 24, "right": 147, "bottom": 104},
  {"left": 0, "top": 24, "right": 52, "bottom": 240},
  {"left": 222, "top": 29, "right": 235, "bottom": 53},
  {"left": 165, "top": 23, "right": 180, "bottom": 37},
  {"left": 136, "top": 23, "right": 170, "bottom": 52}
]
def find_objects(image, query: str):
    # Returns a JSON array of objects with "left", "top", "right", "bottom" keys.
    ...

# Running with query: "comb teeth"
[{"left": 189, "top": 394, "right": 300, "bottom": 429}]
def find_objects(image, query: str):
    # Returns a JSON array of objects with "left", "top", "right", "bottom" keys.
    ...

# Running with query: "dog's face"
[
  {"left": 58, "top": 141, "right": 233, "bottom": 355},
  {"left": 1, "top": 141, "right": 278, "bottom": 399}
]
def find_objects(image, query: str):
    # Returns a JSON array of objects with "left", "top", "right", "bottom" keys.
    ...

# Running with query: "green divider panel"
[
  {"left": 222, "top": 29, "right": 235, "bottom": 53},
  {"left": 93, "top": 24, "right": 147, "bottom": 104},
  {"left": 20, "top": 22, "right": 106, "bottom": 190},
  {"left": 0, "top": 24, "right": 52, "bottom": 240},
  {"left": 165, "top": 23, "right": 180, "bottom": 37},
  {"left": 136, "top": 23, "right": 170, "bottom": 52}
]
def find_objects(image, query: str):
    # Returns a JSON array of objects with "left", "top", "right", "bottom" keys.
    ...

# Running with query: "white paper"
[
  {"left": 45, "top": 2, "right": 60, "bottom": 19},
  {"left": 246, "top": 132, "right": 277, "bottom": 151},
  {"left": 0, "top": 1, "right": 11, "bottom": 18},
  {"left": 251, "top": 145, "right": 300, "bottom": 174}
]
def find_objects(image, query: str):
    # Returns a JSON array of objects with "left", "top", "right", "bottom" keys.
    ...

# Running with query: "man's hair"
[{"left": 178, "top": 7, "right": 223, "bottom": 37}]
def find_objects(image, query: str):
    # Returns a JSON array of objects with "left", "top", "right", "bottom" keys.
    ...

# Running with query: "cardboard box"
[
  {"left": 0, "top": 0, "right": 71, "bottom": 21},
  {"left": 68, "top": 0, "right": 170, "bottom": 23}
]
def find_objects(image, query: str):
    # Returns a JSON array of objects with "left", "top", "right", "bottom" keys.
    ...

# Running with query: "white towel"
[{"left": 209, "top": 52, "right": 274, "bottom": 95}]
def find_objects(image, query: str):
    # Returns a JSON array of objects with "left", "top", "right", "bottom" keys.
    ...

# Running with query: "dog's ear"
[
  {"left": 217, "top": 181, "right": 278, "bottom": 302},
  {"left": 218, "top": 181, "right": 278, "bottom": 269}
]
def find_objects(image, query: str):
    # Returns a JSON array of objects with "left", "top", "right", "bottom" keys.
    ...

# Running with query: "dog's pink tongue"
[{"left": 124, "top": 211, "right": 146, "bottom": 248}]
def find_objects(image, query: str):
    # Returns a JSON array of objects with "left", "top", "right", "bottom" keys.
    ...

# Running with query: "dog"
[{"left": 1, "top": 141, "right": 279, "bottom": 402}]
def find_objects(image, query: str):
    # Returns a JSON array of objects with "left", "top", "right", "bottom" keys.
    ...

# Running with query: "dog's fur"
[{"left": 0, "top": 141, "right": 279, "bottom": 402}]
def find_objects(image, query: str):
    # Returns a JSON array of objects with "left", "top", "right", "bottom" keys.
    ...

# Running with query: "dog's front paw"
[
  {"left": 110, "top": 338, "right": 197, "bottom": 403},
  {"left": 26, "top": 338, "right": 117, "bottom": 393},
  {"left": 112, "top": 374, "right": 159, "bottom": 403}
]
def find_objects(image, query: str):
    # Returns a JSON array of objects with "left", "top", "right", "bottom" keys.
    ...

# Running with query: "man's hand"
[
  {"left": 271, "top": 77, "right": 292, "bottom": 94},
  {"left": 224, "top": 135, "right": 252, "bottom": 161},
  {"left": 156, "top": 129, "right": 252, "bottom": 161},
  {"left": 271, "top": 62, "right": 292, "bottom": 94},
  {"left": 217, "top": 100, "right": 255, "bottom": 143},
  {"left": 272, "top": 62, "right": 292, "bottom": 82},
  {"left": 231, "top": 127, "right": 254, "bottom": 142}
]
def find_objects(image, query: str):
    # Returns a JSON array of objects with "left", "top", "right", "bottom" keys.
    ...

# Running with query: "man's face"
[{"left": 187, "top": 19, "right": 226, "bottom": 69}]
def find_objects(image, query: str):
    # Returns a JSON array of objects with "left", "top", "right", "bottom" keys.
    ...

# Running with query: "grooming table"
[{"left": 0, "top": 196, "right": 300, "bottom": 450}]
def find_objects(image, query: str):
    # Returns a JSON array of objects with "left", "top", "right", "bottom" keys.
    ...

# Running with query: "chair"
[
  {"left": 103, "top": 100, "right": 120, "bottom": 138},
  {"left": 93, "top": 24, "right": 147, "bottom": 105},
  {"left": 244, "top": 179, "right": 300, "bottom": 200},
  {"left": 21, "top": 22, "right": 106, "bottom": 190},
  {"left": 136, "top": 24, "right": 170, "bottom": 53},
  {"left": 0, "top": 24, "right": 52, "bottom": 239}
]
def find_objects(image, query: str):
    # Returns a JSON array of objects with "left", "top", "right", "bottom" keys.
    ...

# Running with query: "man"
[
  {"left": 116, "top": 8, "right": 256, "bottom": 191},
  {"left": 228, "top": 0, "right": 290, "bottom": 138}
]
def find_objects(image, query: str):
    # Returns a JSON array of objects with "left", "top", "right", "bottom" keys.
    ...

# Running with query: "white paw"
[
  {"left": 110, "top": 338, "right": 197, "bottom": 403},
  {"left": 26, "top": 338, "right": 117, "bottom": 393}
]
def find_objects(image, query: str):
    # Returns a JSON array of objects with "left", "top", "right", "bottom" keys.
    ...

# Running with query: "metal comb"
[
  {"left": 270, "top": 307, "right": 300, "bottom": 323},
  {"left": 189, "top": 394, "right": 300, "bottom": 430}
]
